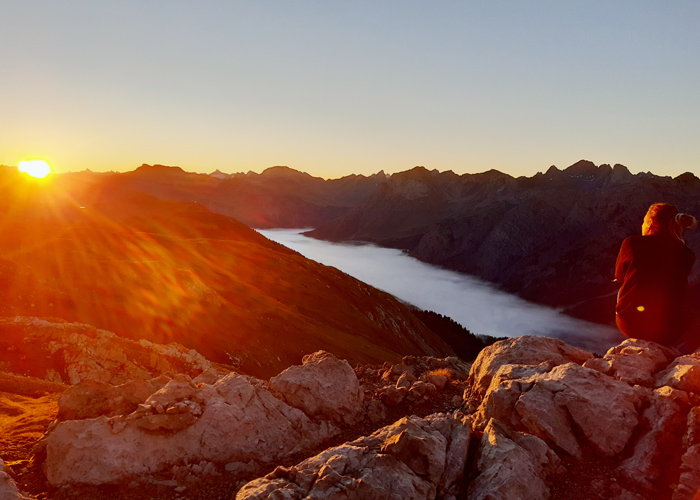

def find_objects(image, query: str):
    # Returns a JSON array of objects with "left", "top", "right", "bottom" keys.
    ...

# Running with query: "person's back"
[{"left": 615, "top": 203, "right": 697, "bottom": 345}]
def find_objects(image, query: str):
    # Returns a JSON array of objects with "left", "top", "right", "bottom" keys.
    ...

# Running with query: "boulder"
[
  {"left": 516, "top": 384, "right": 582, "bottom": 459},
  {"left": 473, "top": 362, "right": 553, "bottom": 431},
  {"left": 426, "top": 373, "right": 447, "bottom": 390},
  {"left": 673, "top": 406, "right": 700, "bottom": 500},
  {"left": 474, "top": 362, "right": 645, "bottom": 457},
  {"left": 366, "top": 400, "right": 388, "bottom": 423},
  {"left": 655, "top": 354, "right": 700, "bottom": 394},
  {"left": 380, "top": 423, "right": 447, "bottom": 484},
  {"left": 406, "top": 381, "right": 437, "bottom": 404},
  {"left": 57, "top": 376, "right": 170, "bottom": 421},
  {"left": 618, "top": 387, "right": 690, "bottom": 493},
  {"left": 379, "top": 385, "right": 407, "bottom": 406},
  {"left": 468, "top": 336, "right": 593, "bottom": 398},
  {"left": 236, "top": 413, "right": 471, "bottom": 500},
  {"left": 550, "top": 363, "right": 645, "bottom": 456},
  {"left": 467, "top": 418, "right": 559, "bottom": 500},
  {"left": 45, "top": 373, "right": 338, "bottom": 485},
  {"left": 5, "top": 318, "right": 212, "bottom": 385},
  {"left": 269, "top": 351, "right": 364, "bottom": 425},
  {"left": 583, "top": 339, "right": 676, "bottom": 386}
]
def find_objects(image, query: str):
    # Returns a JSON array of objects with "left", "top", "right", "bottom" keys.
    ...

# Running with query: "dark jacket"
[{"left": 615, "top": 234, "right": 695, "bottom": 344}]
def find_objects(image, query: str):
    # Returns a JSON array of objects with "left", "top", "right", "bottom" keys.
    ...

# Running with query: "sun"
[{"left": 18, "top": 159, "right": 52, "bottom": 179}]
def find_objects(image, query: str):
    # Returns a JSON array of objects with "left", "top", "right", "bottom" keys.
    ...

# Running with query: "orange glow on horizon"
[{"left": 18, "top": 159, "right": 52, "bottom": 179}]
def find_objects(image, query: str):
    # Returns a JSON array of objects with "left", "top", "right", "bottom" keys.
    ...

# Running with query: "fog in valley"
[{"left": 259, "top": 229, "right": 623, "bottom": 354}]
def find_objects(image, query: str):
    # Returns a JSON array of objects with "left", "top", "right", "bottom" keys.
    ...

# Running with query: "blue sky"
[{"left": 1, "top": 1, "right": 699, "bottom": 178}]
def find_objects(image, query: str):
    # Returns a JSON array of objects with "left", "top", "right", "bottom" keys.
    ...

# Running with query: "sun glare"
[{"left": 18, "top": 159, "right": 52, "bottom": 179}]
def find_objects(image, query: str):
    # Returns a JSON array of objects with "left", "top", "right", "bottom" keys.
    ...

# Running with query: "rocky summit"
[{"left": 2, "top": 330, "right": 700, "bottom": 499}]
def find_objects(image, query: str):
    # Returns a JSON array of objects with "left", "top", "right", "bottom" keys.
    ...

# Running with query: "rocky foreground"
[{"left": 2, "top": 330, "right": 700, "bottom": 499}]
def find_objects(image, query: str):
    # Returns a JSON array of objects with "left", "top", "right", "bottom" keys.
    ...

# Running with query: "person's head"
[{"left": 642, "top": 203, "right": 697, "bottom": 242}]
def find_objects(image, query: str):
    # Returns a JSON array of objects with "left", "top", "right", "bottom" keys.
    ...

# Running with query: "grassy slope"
[{"left": 0, "top": 171, "right": 453, "bottom": 378}]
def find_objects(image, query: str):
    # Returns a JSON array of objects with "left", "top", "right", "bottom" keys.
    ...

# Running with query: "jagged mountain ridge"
[
  {"left": 12, "top": 160, "right": 700, "bottom": 327},
  {"left": 49, "top": 164, "right": 387, "bottom": 229},
  {"left": 0, "top": 168, "right": 453, "bottom": 378},
  {"left": 307, "top": 160, "right": 700, "bottom": 324}
]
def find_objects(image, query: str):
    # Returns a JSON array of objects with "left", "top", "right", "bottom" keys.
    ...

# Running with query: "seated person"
[{"left": 615, "top": 203, "right": 696, "bottom": 346}]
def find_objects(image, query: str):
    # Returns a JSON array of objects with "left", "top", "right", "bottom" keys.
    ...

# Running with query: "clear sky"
[{"left": 2, "top": 1, "right": 699, "bottom": 179}]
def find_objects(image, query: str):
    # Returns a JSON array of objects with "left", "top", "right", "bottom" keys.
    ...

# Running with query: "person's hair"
[{"left": 642, "top": 202, "right": 697, "bottom": 242}]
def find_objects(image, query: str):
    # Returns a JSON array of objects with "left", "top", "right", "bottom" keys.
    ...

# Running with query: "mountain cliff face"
[
  {"left": 0, "top": 169, "right": 452, "bottom": 378},
  {"left": 307, "top": 161, "right": 700, "bottom": 324}
]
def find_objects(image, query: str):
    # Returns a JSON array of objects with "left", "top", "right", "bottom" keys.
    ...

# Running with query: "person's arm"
[{"left": 614, "top": 238, "right": 631, "bottom": 282}]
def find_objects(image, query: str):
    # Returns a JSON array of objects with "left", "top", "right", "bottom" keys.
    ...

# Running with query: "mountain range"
[
  {"left": 307, "top": 160, "right": 700, "bottom": 325},
  {"left": 0, "top": 166, "right": 453, "bottom": 378},
  {"left": 8, "top": 159, "right": 699, "bottom": 331},
  {"left": 50, "top": 164, "right": 386, "bottom": 229}
]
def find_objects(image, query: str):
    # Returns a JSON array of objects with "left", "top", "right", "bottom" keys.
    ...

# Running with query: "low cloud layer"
[{"left": 259, "top": 229, "right": 624, "bottom": 354}]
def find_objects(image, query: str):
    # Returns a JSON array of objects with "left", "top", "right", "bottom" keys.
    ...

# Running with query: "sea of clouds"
[{"left": 259, "top": 229, "right": 623, "bottom": 354}]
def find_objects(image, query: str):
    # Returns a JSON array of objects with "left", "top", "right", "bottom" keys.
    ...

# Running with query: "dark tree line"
[{"left": 412, "top": 308, "right": 504, "bottom": 362}]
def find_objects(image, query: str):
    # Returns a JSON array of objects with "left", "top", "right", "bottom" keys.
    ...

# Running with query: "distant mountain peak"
[
  {"left": 134, "top": 164, "right": 186, "bottom": 175},
  {"left": 564, "top": 159, "right": 598, "bottom": 176},
  {"left": 675, "top": 171, "right": 700, "bottom": 186},
  {"left": 209, "top": 169, "right": 231, "bottom": 179},
  {"left": 544, "top": 165, "right": 560, "bottom": 176},
  {"left": 261, "top": 166, "right": 316, "bottom": 180}
]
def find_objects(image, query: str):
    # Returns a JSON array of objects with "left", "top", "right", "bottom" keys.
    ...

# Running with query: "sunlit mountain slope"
[{"left": 0, "top": 167, "right": 452, "bottom": 377}]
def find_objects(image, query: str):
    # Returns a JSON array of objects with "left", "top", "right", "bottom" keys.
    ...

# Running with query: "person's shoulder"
[{"left": 622, "top": 235, "right": 644, "bottom": 247}]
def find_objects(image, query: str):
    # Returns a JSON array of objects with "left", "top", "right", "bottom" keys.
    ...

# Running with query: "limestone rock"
[
  {"left": 135, "top": 412, "right": 197, "bottom": 432},
  {"left": 551, "top": 363, "right": 644, "bottom": 456},
  {"left": 406, "top": 381, "right": 437, "bottom": 404},
  {"left": 516, "top": 384, "right": 582, "bottom": 459},
  {"left": 236, "top": 413, "right": 470, "bottom": 500},
  {"left": 379, "top": 385, "right": 407, "bottom": 406},
  {"left": 269, "top": 351, "right": 363, "bottom": 425},
  {"left": 472, "top": 362, "right": 553, "bottom": 431},
  {"left": 3, "top": 317, "right": 214, "bottom": 386},
  {"left": 468, "top": 335, "right": 593, "bottom": 398},
  {"left": 366, "top": 400, "right": 388, "bottom": 423},
  {"left": 193, "top": 367, "right": 226, "bottom": 385},
  {"left": 380, "top": 423, "right": 447, "bottom": 484},
  {"left": 582, "top": 356, "right": 612, "bottom": 374},
  {"left": 45, "top": 372, "right": 338, "bottom": 485},
  {"left": 475, "top": 362, "right": 644, "bottom": 457},
  {"left": 58, "top": 376, "right": 170, "bottom": 421},
  {"left": 618, "top": 387, "right": 690, "bottom": 493},
  {"left": 144, "top": 374, "right": 199, "bottom": 407},
  {"left": 467, "top": 418, "right": 559, "bottom": 500},
  {"left": 673, "top": 406, "right": 700, "bottom": 500},
  {"left": 655, "top": 354, "right": 700, "bottom": 394},
  {"left": 584, "top": 339, "right": 675, "bottom": 386}
]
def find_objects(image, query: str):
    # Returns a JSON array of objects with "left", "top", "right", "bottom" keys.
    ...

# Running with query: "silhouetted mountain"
[
  {"left": 22, "top": 160, "right": 700, "bottom": 329},
  {"left": 49, "top": 164, "right": 387, "bottom": 229},
  {"left": 307, "top": 161, "right": 700, "bottom": 326},
  {"left": 0, "top": 169, "right": 452, "bottom": 378}
]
